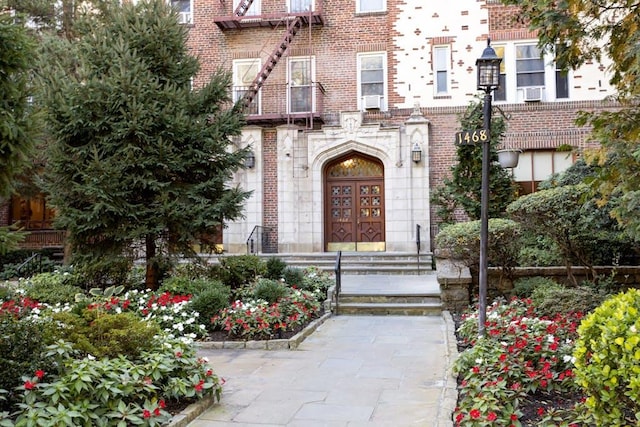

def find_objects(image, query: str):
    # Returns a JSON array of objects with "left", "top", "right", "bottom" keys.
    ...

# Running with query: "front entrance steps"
[
  {"left": 259, "top": 251, "right": 434, "bottom": 275},
  {"left": 333, "top": 273, "right": 442, "bottom": 316}
]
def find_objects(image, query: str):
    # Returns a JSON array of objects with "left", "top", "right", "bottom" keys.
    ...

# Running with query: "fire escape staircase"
[
  {"left": 233, "top": 0, "right": 254, "bottom": 16},
  {"left": 238, "top": 16, "right": 303, "bottom": 111}
]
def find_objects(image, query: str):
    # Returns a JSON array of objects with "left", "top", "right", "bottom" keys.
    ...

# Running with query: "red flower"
[
  {"left": 470, "top": 409, "right": 481, "bottom": 419},
  {"left": 472, "top": 366, "right": 480, "bottom": 374},
  {"left": 455, "top": 412, "right": 464, "bottom": 422},
  {"left": 537, "top": 407, "right": 545, "bottom": 416},
  {"left": 143, "top": 409, "right": 151, "bottom": 419},
  {"left": 159, "top": 399, "right": 166, "bottom": 409},
  {"left": 194, "top": 380, "right": 205, "bottom": 392},
  {"left": 487, "top": 412, "right": 497, "bottom": 421},
  {"left": 510, "top": 414, "right": 518, "bottom": 421},
  {"left": 206, "top": 369, "right": 213, "bottom": 377},
  {"left": 175, "top": 351, "right": 182, "bottom": 358},
  {"left": 153, "top": 408, "right": 161, "bottom": 416},
  {"left": 24, "top": 380, "right": 36, "bottom": 390},
  {"left": 35, "top": 370, "right": 45, "bottom": 379}
]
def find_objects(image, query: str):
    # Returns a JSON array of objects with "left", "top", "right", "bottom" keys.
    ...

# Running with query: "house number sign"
[{"left": 455, "top": 129, "right": 490, "bottom": 145}]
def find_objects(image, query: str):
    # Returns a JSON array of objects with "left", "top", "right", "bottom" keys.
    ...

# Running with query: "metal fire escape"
[{"left": 214, "top": 1, "right": 324, "bottom": 127}]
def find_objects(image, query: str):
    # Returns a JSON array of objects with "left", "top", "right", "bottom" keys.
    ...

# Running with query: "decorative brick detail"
[{"left": 262, "top": 129, "right": 278, "bottom": 251}]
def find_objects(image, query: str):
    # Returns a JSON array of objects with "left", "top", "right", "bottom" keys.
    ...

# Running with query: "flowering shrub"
[
  {"left": 4, "top": 337, "right": 223, "bottom": 426},
  {"left": 211, "top": 289, "right": 321, "bottom": 340},
  {"left": 454, "top": 298, "right": 581, "bottom": 426}
]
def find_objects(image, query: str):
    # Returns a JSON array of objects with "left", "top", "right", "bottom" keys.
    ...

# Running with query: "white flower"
[
  {"left": 87, "top": 354, "right": 96, "bottom": 360},
  {"left": 547, "top": 334, "right": 555, "bottom": 343},
  {"left": 631, "top": 325, "right": 637, "bottom": 334},
  {"left": 563, "top": 355, "right": 576, "bottom": 364},
  {"left": 475, "top": 358, "right": 483, "bottom": 364}
]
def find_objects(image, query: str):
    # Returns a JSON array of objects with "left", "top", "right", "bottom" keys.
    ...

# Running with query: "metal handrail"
[
  {"left": 416, "top": 224, "right": 421, "bottom": 273},
  {"left": 16, "top": 252, "right": 42, "bottom": 276},
  {"left": 246, "top": 225, "right": 273, "bottom": 254},
  {"left": 334, "top": 250, "right": 342, "bottom": 315}
]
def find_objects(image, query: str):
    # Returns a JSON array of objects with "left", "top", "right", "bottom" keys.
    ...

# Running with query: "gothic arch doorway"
[{"left": 324, "top": 152, "right": 385, "bottom": 252}]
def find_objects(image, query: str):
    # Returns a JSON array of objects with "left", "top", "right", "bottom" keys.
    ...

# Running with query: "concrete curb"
[
  {"left": 437, "top": 310, "right": 459, "bottom": 427},
  {"left": 167, "top": 312, "right": 333, "bottom": 425}
]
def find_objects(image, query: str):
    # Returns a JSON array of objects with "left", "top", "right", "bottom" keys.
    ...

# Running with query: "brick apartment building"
[{"left": 1, "top": 0, "right": 616, "bottom": 255}]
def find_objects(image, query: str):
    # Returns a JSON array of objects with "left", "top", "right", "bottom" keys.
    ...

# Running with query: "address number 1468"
[{"left": 455, "top": 129, "right": 490, "bottom": 145}]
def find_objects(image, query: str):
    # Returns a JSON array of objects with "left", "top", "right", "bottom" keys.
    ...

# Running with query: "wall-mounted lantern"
[
  {"left": 245, "top": 150, "right": 256, "bottom": 169},
  {"left": 411, "top": 142, "right": 422, "bottom": 163}
]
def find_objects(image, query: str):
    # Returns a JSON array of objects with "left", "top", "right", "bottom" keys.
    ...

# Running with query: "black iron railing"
[
  {"left": 334, "top": 250, "right": 342, "bottom": 315},
  {"left": 16, "top": 252, "right": 42, "bottom": 277},
  {"left": 416, "top": 224, "right": 421, "bottom": 273},
  {"left": 246, "top": 226, "right": 274, "bottom": 254}
]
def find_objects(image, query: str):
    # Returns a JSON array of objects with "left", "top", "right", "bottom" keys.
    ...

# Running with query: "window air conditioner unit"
[
  {"left": 178, "top": 12, "right": 192, "bottom": 24},
  {"left": 362, "top": 95, "right": 383, "bottom": 110},
  {"left": 524, "top": 86, "right": 543, "bottom": 102}
]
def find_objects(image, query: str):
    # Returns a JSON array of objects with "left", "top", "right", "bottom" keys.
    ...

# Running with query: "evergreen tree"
[
  {"left": 40, "top": 0, "right": 251, "bottom": 289},
  {"left": 431, "top": 99, "right": 516, "bottom": 223}
]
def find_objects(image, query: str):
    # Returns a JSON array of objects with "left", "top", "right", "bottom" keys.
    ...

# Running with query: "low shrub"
[
  {"left": 0, "top": 315, "right": 56, "bottom": 412},
  {"left": 265, "top": 257, "right": 287, "bottom": 280},
  {"left": 516, "top": 234, "right": 563, "bottom": 267},
  {"left": 218, "top": 255, "right": 266, "bottom": 289},
  {"left": 8, "top": 337, "right": 223, "bottom": 427},
  {"left": 51, "top": 311, "right": 160, "bottom": 359},
  {"left": 511, "top": 276, "right": 558, "bottom": 298},
  {"left": 530, "top": 282, "right": 607, "bottom": 318},
  {"left": 23, "top": 272, "right": 82, "bottom": 305},
  {"left": 253, "top": 278, "right": 289, "bottom": 304},
  {"left": 574, "top": 289, "right": 640, "bottom": 426},
  {"left": 159, "top": 276, "right": 211, "bottom": 296},
  {"left": 72, "top": 256, "right": 136, "bottom": 289},
  {"left": 282, "top": 267, "right": 305, "bottom": 288},
  {"left": 190, "top": 285, "right": 231, "bottom": 332}
]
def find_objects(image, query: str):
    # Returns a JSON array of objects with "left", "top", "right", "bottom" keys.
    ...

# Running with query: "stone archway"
[{"left": 324, "top": 152, "right": 385, "bottom": 252}]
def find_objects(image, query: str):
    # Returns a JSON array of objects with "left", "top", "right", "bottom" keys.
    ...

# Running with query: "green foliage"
[
  {"left": 23, "top": 272, "right": 82, "bottom": 304},
  {"left": 9, "top": 337, "right": 223, "bottom": 426},
  {"left": 0, "top": 249, "right": 64, "bottom": 280},
  {"left": 189, "top": 285, "right": 231, "bottom": 331},
  {"left": 511, "top": 276, "right": 558, "bottom": 298},
  {"left": 0, "top": 228, "right": 27, "bottom": 258},
  {"left": 282, "top": 267, "right": 305, "bottom": 287},
  {"left": 0, "top": 14, "right": 40, "bottom": 199},
  {"left": 0, "top": 316, "right": 56, "bottom": 412},
  {"left": 159, "top": 276, "right": 213, "bottom": 296},
  {"left": 431, "top": 99, "right": 516, "bottom": 222},
  {"left": 434, "top": 218, "right": 521, "bottom": 271},
  {"left": 502, "top": 0, "right": 640, "bottom": 244},
  {"left": 516, "top": 233, "right": 563, "bottom": 267},
  {"left": 39, "top": 0, "right": 250, "bottom": 290},
  {"left": 264, "top": 257, "right": 287, "bottom": 280},
  {"left": 574, "top": 289, "right": 640, "bottom": 425},
  {"left": 71, "top": 256, "right": 135, "bottom": 290},
  {"left": 51, "top": 311, "right": 160, "bottom": 359},
  {"left": 530, "top": 282, "right": 608, "bottom": 318},
  {"left": 218, "top": 255, "right": 266, "bottom": 289},
  {"left": 253, "top": 278, "right": 289, "bottom": 304},
  {"left": 299, "top": 266, "right": 334, "bottom": 295}
]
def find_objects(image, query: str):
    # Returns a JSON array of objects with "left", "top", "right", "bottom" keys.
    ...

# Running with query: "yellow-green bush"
[{"left": 574, "top": 289, "right": 640, "bottom": 425}]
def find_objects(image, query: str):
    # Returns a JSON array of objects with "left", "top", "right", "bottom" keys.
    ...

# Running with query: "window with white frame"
[
  {"left": 357, "top": 0, "right": 385, "bottom": 13},
  {"left": 556, "top": 64, "right": 569, "bottom": 99},
  {"left": 433, "top": 46, "right": 449, "bottom": 94},
  {"left": 512, "top": 150, "right": 575, "bottom": 194},
  {"left": 516, "top": 44, "right": 545, "bottom": 88},
  {"left": 493, "top": 45, "right": 507, "bottom": 101},
  {"left": 290, "top": 0, "right": 313, "bottom": 12},
  {"left": 233, "top": 59, "right": 260, "bottom": 114},
  {"left": 233, "top": 0, "right": 261, "bottom": 16},
  {"left": 289, "top": 57, "right": 314, "bottom": 113},
  {"left": 171, "top": 0, "right": 192, "bottom": 24},
  {"left": 358, "top": 52, "right": 386, "bottom": 110}
]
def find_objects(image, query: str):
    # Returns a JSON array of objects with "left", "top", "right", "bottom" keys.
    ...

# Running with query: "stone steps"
[{"left": 335, "top": 292, "right": 442, "bottom": 316}]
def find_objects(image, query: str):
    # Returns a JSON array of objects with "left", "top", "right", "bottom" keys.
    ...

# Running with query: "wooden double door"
[{"left": 325, "top": 154, "right": 385, "bottom": 252}]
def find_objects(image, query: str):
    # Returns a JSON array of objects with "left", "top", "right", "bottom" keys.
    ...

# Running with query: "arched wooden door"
[{"left": 325, "top": 153, "right": 385, "bottom": 252}]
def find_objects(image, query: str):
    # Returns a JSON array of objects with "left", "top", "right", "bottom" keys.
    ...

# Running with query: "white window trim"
[
  {"left": 357, "top": 51, "right": 388, "bottom": 111},
  {"left": 287, "top": 56, "right": 316, "bottom": 113},
  {"left": 497, "top": 41, "right": 572, "bottom": 103},
  {"left": 170, "top": 0, "right": 193, "bottom": 24},
  {"left": 356, "top": 0, "right": 386, "bottom": 14},
  {"left": 233, "top": 59, "right": 261, "bottom": 114},
  {"left": 433, "top": 46, "right": 450, "bottom": 95},
  {"left": 288, "top": 0, "right": 314, "bottom": 12}
]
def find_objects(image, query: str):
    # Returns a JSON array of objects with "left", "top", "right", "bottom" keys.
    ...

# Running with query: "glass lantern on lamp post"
[{"left": 475, "top": 39, "right": 502, "bottom": 337}]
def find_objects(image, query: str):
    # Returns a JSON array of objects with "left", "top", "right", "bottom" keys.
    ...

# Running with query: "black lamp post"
[{"left": 475, "top": 39, "right": 502, "bottom": 337}]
